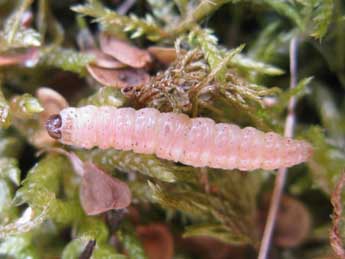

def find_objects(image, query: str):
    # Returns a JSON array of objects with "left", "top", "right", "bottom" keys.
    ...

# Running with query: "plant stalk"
[{"left": 258, "top": 36, "right": 298, "bottom": 259}]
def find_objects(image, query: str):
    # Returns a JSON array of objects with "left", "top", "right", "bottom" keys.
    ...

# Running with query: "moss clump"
[{"left": 0, "top": 0, "right": 344, "bottom": 258}]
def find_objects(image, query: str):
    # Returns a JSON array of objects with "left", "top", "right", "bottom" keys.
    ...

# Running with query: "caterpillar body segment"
[{"left": 46, "top": 105, "right": 313, "bottom": 171}]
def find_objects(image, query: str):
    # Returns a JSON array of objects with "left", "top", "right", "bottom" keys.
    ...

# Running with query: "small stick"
[
  {"left": 258, "top": 36, "right": 299, "bottom": 259},
  {"left": 330, "top": 171, "right": 345, "bottom": 258}
]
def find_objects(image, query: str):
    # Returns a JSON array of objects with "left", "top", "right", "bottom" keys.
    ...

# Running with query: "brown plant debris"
[
  {"left": 80, "top": 162, "right": 132, "bottom": 215},
  {"left": 86, "top": 49, "right": 127, "bottom": 69},
  {"left": 136, "top": 223, "right": 174, "bottom": 259},
  {"left": 132, "top": 49, "right": 209, "bottom": 112},
  {"left": 100, "top": 33, "right": 152, "bottom": 68},
  {"left": 330, "top": 171, "right": 345, "bottom": 258},
  {"left": 260, "top": 194, "right": 311, "bottom": 248},
  {"left": 47, "top": 148, "right": 132, "bottom": 215},
  {"left": 87, "top": 65, "right": 150, "bottom": 89},
  {"left": 147, "top": 46, "right": 179, "bottom": 65}
]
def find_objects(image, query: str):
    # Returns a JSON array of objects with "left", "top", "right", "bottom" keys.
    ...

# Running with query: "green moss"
[{"left": 0, "top": 0, "right": 343, "bottom": 258}]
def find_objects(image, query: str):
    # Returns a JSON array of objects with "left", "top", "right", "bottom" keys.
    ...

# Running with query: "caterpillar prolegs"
[{"left": 46, "top": 105, "right": 313, "bottom": 171}]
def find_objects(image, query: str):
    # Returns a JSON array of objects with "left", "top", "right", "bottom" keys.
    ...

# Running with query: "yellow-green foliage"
[{"left": 0, "top": 0, "right": 343, "bottom": 258}]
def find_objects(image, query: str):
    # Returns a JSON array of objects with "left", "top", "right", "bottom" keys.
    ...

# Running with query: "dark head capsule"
[{"left": 46, "top": 114, "right": 62, "bottom": 139}]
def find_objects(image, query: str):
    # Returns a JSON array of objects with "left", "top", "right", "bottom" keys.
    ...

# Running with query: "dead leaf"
[
  {"left": 80, "top": 162, "right": 131, "bottom": 215},
  {"left": 100, "top": 33, "right": 152, "bottom": 68},
  {"left": 148, "top": 47, "right": 178, "bottom": 65},
  {"left": 260, "top": 194, "right": 311, "bottom": 248},
  {"left": 87, "top": 64, "right": 150, "bottom": 88},
  {"left": 36, "top": 87, "right": 68, "bottom": 122},
  {"left": 330, "top": 172, "right": 345, "bottom": 258},
  {"left": 86, "top": 49, "right": 127, "bottom": 69},
  {"left": 136, "top": 224, "right": 174, "bottom": 259},
  {"left": 274, "top": 196, "right": 311, "bottom": 247},
  {"left": 46, "top": 148, "right": 132, "bottom": 215}
]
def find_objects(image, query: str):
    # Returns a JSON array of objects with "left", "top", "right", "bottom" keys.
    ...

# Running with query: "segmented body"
[{"left": 49, "top": 105, "right": 312, "bottom": 171}]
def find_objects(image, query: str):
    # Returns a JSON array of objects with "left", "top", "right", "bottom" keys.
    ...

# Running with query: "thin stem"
[
  {"left": 258, "top": 36, "right": 299, "bottom": 259},
  {"left": 8, "top": 0, "right": 33, "bottom": 43},
  {"left": 116, "top": 0, "right": 136, "bottom": 15},
  {"left": 330, "top": 171, "right": 345, "bottom": 258}
]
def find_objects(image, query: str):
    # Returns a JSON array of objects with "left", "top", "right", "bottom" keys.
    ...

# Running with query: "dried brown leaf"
[
  {"left": 260, "top": 194, "right": 311, "bottom": 248},
  {"left": 100, "top": 33, "right": 152, "bottom": 68},
  {"left": 80, "top": 162, "right": 131, "bottom": 215},
  {"left": 86, "top": 49, "right": 127, "bottom": 69},
  {"left": 136, "top": 224, "right": 174, "bottom": 259},
  {"left": 330, "top": 171, "right": 345, "bottom": 258},
  {"left": 36, "top": 87, "right": 68, "bottom": 122},
  {"left": 46, "top": 148, "right": 132, "bottom": 215},
  {"left": 87, "top": 64, "right": 150, "bottom": 88},
  {"left": 274, "top": 196, "right": 311, "bottom": 247},
  {"left": 147, "top": 47, "right": 178, "bottom": 65}
]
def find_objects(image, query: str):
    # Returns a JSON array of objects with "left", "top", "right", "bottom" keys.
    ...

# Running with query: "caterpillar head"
[
  {"left": 46, "top": 114, "right": 62, "bottom": 139},
  {"left": 45, "top": 107, "right": 93, "bottom": 147}
]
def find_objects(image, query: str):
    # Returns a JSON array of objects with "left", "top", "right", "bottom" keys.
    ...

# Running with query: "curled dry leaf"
[
  {"left": 260, "top": 194, "right": 311, "bottom": 248},
  {"left": 33, "top": 88, "right": 68, "bottom": 147},
  {"left": 148, "top": 47, "right": 178, "bottom": 65},
  {"left": 86, "top": 49, "right": 127, "bottom": 69},
  {"left": 37, "top": 88, "right": 69, "bottom": 122},
  {"left": 87, "top": 65, "right": 150, "bottom": 89},
  {"left": 136, "top": 224, "right": 174, "bottom": 259},
  {"left": 46, "top": 148, "right": 132, "bottom": 215},
  {"left": 100, "top": 33, "right": 152, "bottom": 68},
  {"left": 0, "top": 48, "right": 39, "bottom": 67},
  {"left": 330, "top": 172, "right": 345, "bottom": 258},
  {"left": 80, "top": 162, "right": 131, "bottom": 215}
]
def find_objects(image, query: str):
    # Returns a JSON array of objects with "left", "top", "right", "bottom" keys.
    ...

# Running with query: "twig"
[
  {"left": 258, "top": 37, "right": 299, "bottom": 259},
  {"left": 330, "top": 171, "right": 345, "bottom": 258}
]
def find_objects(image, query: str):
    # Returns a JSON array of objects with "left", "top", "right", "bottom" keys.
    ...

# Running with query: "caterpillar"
[{"left": 46, "top": 105, "right": 313, "bottom": 171}]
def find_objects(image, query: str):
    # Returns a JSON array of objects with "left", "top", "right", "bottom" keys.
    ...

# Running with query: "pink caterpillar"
[{"left": 46, "top": 105, "right": 313, "bottom": 171}]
